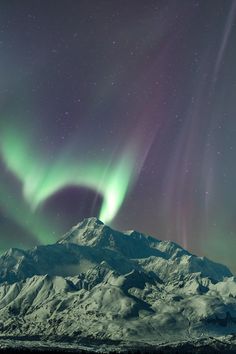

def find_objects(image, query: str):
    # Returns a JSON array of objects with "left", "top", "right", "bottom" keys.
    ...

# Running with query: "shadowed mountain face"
[{"left": 0, "top": 217, "right": 235, "bottom": 352}]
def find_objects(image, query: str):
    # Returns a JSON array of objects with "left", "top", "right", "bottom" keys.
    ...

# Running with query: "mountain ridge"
[
  {"left": 0, "top": 217, "right": 232, "bottom": 285},
  {"left": 0, "top": 217, "right": 235, "bottom": 351}
]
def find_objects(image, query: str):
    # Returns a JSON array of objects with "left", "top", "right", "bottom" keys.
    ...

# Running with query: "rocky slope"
[{"left": 0, "top": 217, "right": 235, "bottom": 351}]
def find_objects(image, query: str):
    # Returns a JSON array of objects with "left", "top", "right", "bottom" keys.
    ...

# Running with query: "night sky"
[{"left": 0, "top": 0, "right": 236, "bottom": 273}]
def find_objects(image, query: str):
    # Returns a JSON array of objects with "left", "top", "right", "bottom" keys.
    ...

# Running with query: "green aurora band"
[{"left": 0, "top": 125, "right": 139, "bottom": 243}]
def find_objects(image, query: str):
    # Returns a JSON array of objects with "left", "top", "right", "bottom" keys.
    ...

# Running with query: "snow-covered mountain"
[{"left": 0, "top": 217, "right": 235, "bottom": 352}]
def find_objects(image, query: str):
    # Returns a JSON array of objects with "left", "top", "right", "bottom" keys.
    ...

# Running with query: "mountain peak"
[
  {"left": 74, "top": 217, "right": 104, "bottom": 228},
  {"left": 0, "top": 218, "right": 235, "bottom": 349},
  {"left": 57, "top": 217, "right": 106, "bottom": 246}
]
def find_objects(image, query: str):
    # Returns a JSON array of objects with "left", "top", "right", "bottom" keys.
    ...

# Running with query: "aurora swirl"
[{"left": 0, "top": 0, "right": 236, "bottom": 274}]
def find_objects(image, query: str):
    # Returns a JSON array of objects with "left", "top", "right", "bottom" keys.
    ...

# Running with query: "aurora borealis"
[{"left": 0, "top": 0, "right": 236, "bottom": 273}]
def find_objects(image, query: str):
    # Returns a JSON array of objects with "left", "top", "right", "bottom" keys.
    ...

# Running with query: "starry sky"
[{"left": 0, "top": 0, "right": 236, "bottom": 273}]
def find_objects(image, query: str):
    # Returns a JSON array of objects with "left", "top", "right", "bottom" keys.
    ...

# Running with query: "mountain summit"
[{"left": 0, "top": 217, "right": 235, "bottom": 352}]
